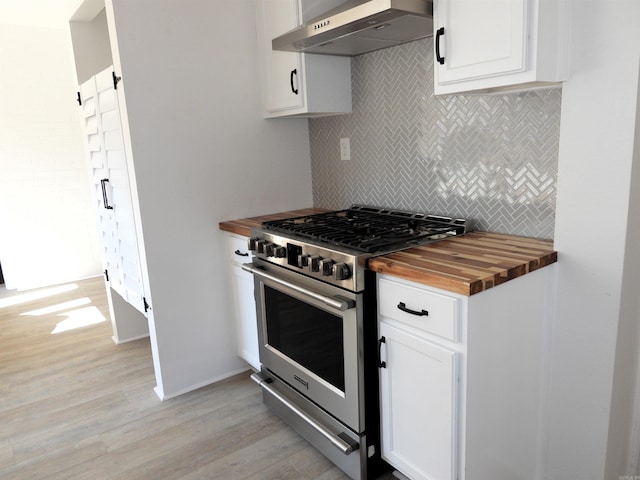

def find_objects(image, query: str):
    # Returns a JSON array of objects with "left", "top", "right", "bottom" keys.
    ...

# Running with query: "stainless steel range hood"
[{"left": 272, "top": 0, "right": 434, "bottom": 56}]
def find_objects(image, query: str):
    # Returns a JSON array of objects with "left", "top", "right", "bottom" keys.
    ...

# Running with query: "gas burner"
[{"left": 262, "top": 205, "right": 469, "bottom": 254}]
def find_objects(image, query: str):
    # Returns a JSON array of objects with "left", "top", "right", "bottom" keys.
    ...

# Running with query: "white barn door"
[{"left": 79, "top": 66, "right": 146, "bottom": 316}]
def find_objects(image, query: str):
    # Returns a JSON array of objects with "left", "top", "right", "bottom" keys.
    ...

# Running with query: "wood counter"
[
  {"left": 369, "top": 231, "right": 557, "bottom": 296},
  {"left": 219, "top": 212, "right": 556, "bottom": 296},
  {"left": 218, "top": 208, "right": 328, "bottom": 237}
]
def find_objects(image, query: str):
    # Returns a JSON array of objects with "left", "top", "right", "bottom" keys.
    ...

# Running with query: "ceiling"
[{"left": 0, "top": 0, "right": 87, "bottom": 28}]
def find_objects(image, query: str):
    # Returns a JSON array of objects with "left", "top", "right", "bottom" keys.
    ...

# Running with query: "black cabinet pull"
[
  {"left": 290, "top": 68, "right": 298, "bottom": 94},
  {"left": 377, "top": 336, "right": 386, "bottom": 368},
  {"left": 100, "top": 178, "right": 113, "bottom": 210},
  {"left": 435, "top": 27, "right": 445, "bottom": 65},
  {"left": 397, "top": 302, "right": 429, "bottom": 317},
  {"left": 234, "top": 249, "right": 249, "bottom": 257}
]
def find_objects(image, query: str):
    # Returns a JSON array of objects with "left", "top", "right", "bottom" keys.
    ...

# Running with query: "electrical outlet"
[{"left": 340, "top": 137, "right": 350, "bottom": 160}]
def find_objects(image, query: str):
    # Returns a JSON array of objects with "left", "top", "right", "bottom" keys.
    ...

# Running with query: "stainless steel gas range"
[{"left": 242, "top": 205, "right": 469, "bottom": 480}]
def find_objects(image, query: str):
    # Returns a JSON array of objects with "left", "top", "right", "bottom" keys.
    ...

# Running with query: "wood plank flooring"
[{"left": 0, "top": 277, "right": 386, "bottom": 479}]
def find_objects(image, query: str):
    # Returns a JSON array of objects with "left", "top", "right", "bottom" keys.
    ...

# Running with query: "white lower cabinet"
[
  {"left": 377, "top": 267, "right": 554, "bottom": 479},
  {"left": 225, "top": 233, "right": 260, "bottom": 371},
  {"left": 379, "top": 322, "right": 458, "bottom": 480}
]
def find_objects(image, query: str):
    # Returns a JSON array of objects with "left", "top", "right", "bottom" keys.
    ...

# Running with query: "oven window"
[{"left": 264, "top": 285, "right": 345, "bottom": 392}]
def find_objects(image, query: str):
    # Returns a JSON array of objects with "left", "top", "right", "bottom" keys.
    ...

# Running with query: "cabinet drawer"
[
  {"left": 226, "top": 234, "right": 252, "bottom": 264},
  {"left": 378, "top": 276, "right": 459, "bottom": 342}
]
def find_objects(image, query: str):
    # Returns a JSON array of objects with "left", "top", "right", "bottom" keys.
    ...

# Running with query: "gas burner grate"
[{"left": 262, "top": 205, "right": 469, "bottom": 254}]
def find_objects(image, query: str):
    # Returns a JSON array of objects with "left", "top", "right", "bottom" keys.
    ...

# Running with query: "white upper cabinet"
[
  {"left": 255, "top": 0, "right": 352, "bottom": 118},
  {"left": 433, "top": 0, "right": 570, "bottom": 94}
]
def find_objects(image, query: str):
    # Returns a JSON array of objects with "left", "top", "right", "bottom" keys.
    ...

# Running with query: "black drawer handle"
[
  {"left": 377, "top": 336, "right": 386, "bottom": 368},
  {"left": 435, "top": 27, "right": 445, "bottom": 65},
  {"left": 397, "top": 302, "right": 429, "bottom": 317},
  {"left": 234, "top": 249, "right": 249, "bottom": 257}
]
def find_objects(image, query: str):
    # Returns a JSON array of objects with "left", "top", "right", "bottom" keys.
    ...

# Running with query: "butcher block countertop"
[
  {"left": 218, "top": 208, "right": 328, "bottom": 237},
  {"left": 369, "top": 231, "right": 557, "bottom": 296},
  {"left": 219, "top": 211, "right": 557, "bottom": 296}
]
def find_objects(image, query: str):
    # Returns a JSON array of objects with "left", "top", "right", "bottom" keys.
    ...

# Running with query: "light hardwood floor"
[{"left": 0, "top": 276, "right": 389, "bottom": 480}]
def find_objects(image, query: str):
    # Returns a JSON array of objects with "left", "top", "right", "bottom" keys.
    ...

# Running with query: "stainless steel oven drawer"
[{"left": 251, "top": 372, "right": 367, "bottom": 480}]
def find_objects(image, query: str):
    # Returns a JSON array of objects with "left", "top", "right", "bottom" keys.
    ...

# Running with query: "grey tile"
[{"left": 309, "top": 37, "right": 561, "bottom": 239}]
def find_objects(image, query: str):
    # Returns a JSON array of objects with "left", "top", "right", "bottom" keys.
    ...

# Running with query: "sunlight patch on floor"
[
  {"left": 21, "top": 297, "right": 91, "bottom": 316},
  {"left": 51, "top": 306, "right": 107, "bottom": 334},
  {"left": 0, "top": 283, "right": 79, "bottom": 309}
]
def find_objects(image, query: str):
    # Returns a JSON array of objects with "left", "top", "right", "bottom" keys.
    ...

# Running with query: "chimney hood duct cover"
[{"left": 272, "top": 0, "right": 434, "bottom": 56}]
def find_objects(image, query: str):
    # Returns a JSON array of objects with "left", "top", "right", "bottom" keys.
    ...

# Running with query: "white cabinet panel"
[
  {"left": 255, "top": 0, "right": 351, "bottom": 118},
  {"left": 379, "top": 321, "right": 458, "bottom": 480},
  {"left": 437, "top": 0, "right": 527, "bottom": 82},
  {"left": 434, "top": 0, "right": 570, "bottom": 94},
  {"left": 258, "top": 0, "right": 304, "bottom": 112},
  {"left": 225, "top": 233, "right": 260, "bottom": 370},
  {"left": 378, "top": 276, "right": 459, "bottom": 342}
]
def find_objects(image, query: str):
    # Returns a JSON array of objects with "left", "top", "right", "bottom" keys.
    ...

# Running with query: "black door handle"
[
  {"left": 290, "top": 68, "right": 298, "bottom": 94},
  {"left": 397, "top": 302, "right": 429, "bottom": 317},
  {"left": 100, "top": 178, "right": 113, "bottom": 210},
  {"left": 435, "top": 27, "right": 445, "bottom": 65},
  {"left": 234, "top": 250, "right": 249, "bottom": 257},
  {"left": 377, "top": 336, "right": 386, "bottom": 368}
]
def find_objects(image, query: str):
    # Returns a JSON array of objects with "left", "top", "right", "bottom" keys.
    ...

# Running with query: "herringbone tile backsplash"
[{"left": 309, "top": 37, "right": 562, "bottom": 238}]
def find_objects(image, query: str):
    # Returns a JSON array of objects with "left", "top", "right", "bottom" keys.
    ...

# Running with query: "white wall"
[
  {"left": 105, "top": 0, "right": 313, "bottom": 398},
  {"left": 0, "top": 23, "right": 102, "bottom": 290},
  {"left": 548, "top": 1, "right": 640, "bottom": 477},
  {"left": 0, "top": 0, "right": 80, "bottom": 28},
  {"left": 608, "top": 70, "right": 640, "bottom": 475},
  {"left": 69, "top": 8, "right": 112, "bottom": 85}
]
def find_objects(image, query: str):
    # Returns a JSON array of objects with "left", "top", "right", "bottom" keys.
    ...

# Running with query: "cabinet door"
[
  {"left": 79, "top": 66, "right": 146, "bottom": 316},
  {"left": 230, "top": 264, "right": 260, "bottom": 370},
  {"left": 256, "top": 0, "right": 305, "bottom": 113},
  {"left": 379, "top": 322, "right": 458, "bottom": 480},
  {"left": 434, "top": 0, "right": 529, "bottom": 86},
  {"left": 226, "top": 234, "right": 259, "bottom": 370}
]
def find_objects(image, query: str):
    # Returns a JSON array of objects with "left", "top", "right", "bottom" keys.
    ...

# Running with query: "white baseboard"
[
  {"left": 154, "top": 366, "right": 251, "bottom": 401},
  {"left": 111, "top": 333, "right": 150, "bottom": 345}
]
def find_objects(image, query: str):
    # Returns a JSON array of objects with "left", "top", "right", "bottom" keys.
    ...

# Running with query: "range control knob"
[
  {"left": 273, "top": 246, "right": 286, "bottom": 258},
  {"left": 256, "top": 239, "right": 267, "bottom": 254},
  {"left": 332, "top": 263, "right": 351, "bottom": 281},
  {"left": 248, "top": 237, "right": 260, "bottom": 252},
  {"left": 298, "top": 254, "right": 310, "bottom": 268},
  {"left": 264, "top": 243, "right": 276, "bottom": 257},
  {"left": 309, "top": 255, "right": 322, "bottom": 273},
  {"left": 319, "top": 259, "right": 335, "bottom": 276}
]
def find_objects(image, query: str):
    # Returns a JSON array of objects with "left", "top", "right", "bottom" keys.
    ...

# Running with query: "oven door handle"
[
  {"left": 250, "top": 373, "right": 359, "bottom": 455},
  {"left": 242, "top": 263, "right": 355, "bottom": 312}
]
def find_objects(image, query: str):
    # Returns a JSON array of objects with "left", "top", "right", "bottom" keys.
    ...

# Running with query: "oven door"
[{"left": 245, "top": 259, "right": 365, "bottom": 433}]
